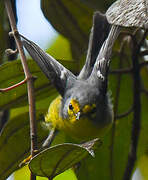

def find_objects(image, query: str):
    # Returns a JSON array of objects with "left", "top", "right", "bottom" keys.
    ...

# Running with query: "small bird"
[{"left": 22, "top": 12, "right": 120, "bottom": 144}]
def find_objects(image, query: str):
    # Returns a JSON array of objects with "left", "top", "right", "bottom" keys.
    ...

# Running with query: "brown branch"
[
  {"left": 115, "top": 106, "right": 134, "bottom": 119},
  {"left": 120, "top": 31, "right": 138, "bottom": 47},
  {"left": 123, "top": 34, "right": 141, "bottom": 180},
  {"left": 109, "top": 68, "right": 132, "bottom": 74},
  {"left": 4, "top": 1, "right": 37, "bottom": 180},
  {"left": 110, "top": 61, "right": 148, "bottom": 75},
  {"left": 0, "top": 78, "right": 27, "bottom": 92}
]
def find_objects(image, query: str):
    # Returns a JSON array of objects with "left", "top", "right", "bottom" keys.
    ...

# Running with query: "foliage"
[{"left": 0, "top": 0, "right": 148, "bottom": 180}]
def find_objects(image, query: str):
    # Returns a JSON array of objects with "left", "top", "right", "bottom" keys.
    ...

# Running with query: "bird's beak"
[{"left": 75, "top": 111, "right": 81, "bottom": 120}]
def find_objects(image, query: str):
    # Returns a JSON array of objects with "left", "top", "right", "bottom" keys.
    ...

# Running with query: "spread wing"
[
  {"left": 89, "top": 25, "right": 121, "bottom": 95},
  {"left": 78, "top": 12, "right": 110, "bottom": 80},
  {"left": 22, "top": 36, "right": 76, "bottom": 96}
]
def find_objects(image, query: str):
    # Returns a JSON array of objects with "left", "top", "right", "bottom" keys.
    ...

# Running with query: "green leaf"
[
  {"left": 0, "top": 59, "right": 77, "bottom": 110},
  {"left": 41, "top": 0, "right": 93, "bottom": 60},
  {"left": 0, "top": 110, "right": 49, "bottom": 180},
  {"left": 29, "top": 139, "right": 100, "bottom": 179},
  {"left": 41, "top": 0, "right": 114, "bottom": 60},
  {"left": 138, "top": 155, "right": 148, "bottom": 179},
  {"left": 14, "top": 166, "right": 48, "bottom": 180},
  {"left": 14, "top": 165, "right": 77, "bottom": 180},
  {"left": 47, "top": 35, "right": 72, "bottom": 60}
]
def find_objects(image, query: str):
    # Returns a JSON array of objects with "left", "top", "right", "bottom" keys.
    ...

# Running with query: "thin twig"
[
  {"left": 123, "top": 33, "right": 141, "bottom": 180},
  {"left": 110, "top": 61, "right": 148, "bottom": 75},
  {"left": 110, "top": 68, "right": 132, "bottom": 74},
  {"left": 120, "top": 31, "right": 138, "bottom": 47},
  {"left": 4, "top": 1, "right": 37, "bottom": 180},
  {"left": 0, "top": 78, "right": 27, "bottom": 92},
  {"left": 115, "top": 106, "right": 134, "bottom": 119}
]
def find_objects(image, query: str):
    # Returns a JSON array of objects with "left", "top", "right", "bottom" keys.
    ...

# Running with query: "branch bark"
[
  {"left": 115, "top": 106, "right": 134, "bottom": 119},
  {"left": 4, "top": 1, "right": 37, "bottom": 180},
  {"left": 123, "top": 32, "right": 142, "bottom": 180}
]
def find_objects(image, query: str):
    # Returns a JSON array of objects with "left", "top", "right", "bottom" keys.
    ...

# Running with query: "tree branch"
[
  {"left": 123, "top": 33, "right": 141, "bottom": 180},
  {"left": 4, "top": 1, "right": 37, "bottom": 180},
  {"left": 110, "top": 68, "right": 132, "bottom": 74},
  {"left": 110, "top": 61, "right": 148, "bottom": 75},
  {"left": 0, "top": 78, "right": 27, "bottom": 92},
  {"left": 115, "top": 106, "right": 134, "bottom": 119}
]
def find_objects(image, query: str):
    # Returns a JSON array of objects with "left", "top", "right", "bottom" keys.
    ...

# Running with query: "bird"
[{"left": 22, "top": 12, "right": 120, "bottom": 146}]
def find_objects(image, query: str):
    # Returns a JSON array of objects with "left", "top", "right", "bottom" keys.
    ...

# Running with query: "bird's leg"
[{"left": 42, "top": 128, "right": 58, "bottom": 148}]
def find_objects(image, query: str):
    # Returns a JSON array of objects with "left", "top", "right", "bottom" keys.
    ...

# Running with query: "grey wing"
[
  {"left": 78, "top": 12, "right": 110, "bottom": 80},
  {"left": 22, "top": 36, "right": 76, "bottom": 96},
  {"left": 89, "top": 25, "right": 121, "bottom": 94}
]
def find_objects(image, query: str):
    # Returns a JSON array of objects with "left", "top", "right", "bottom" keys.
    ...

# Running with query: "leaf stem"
[{"left": 4, "top": 1, "right": 37, "bottom": 180}]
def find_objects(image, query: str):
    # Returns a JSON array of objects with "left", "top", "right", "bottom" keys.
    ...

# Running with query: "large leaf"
[
  {"left": 14, "top": 166, "right": 77, "bottom": 180},
  {"left": 0, "top": 110, "right": 48, "bottom": 180},
  {"left": 106, "top": 0, "right": 148, "bottom": 28},
  {"left": 41, "top": 0, "right": 92, "bottom": 60},
  {"left": 0, "top": 59, "right": 77, "bottom": 110},
  {"left": 29, "top": 139, "right": 100, "bottom": 179},
  {"left": 41, "top": 0, "right": 114, "bottom": 60}
]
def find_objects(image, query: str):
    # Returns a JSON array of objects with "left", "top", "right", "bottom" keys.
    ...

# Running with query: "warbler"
[{"left": 22, "top": 12, "right": 120, "bottom": 143}]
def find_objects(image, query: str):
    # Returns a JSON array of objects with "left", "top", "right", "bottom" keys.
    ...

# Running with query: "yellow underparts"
[{"left": 45, "top": 96, "right": 112, "bottom": 141}]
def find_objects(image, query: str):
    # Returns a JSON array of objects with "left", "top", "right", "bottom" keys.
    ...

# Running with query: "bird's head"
[
  {"left": 22, "top": 13, "right": 120, "bottom": 125},
  {"left": 61, "top": 80, "right": 100, "bottom": 123}
]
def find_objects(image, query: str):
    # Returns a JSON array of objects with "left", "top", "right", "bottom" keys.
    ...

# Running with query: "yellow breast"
[{"left": 45, "top": 96, "right": 112, "bottom": 141}]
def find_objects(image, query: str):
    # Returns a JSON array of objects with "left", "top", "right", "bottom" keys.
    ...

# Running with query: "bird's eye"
[{"left": 69, "top": 103, "right": 73, "bottom": 110}]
